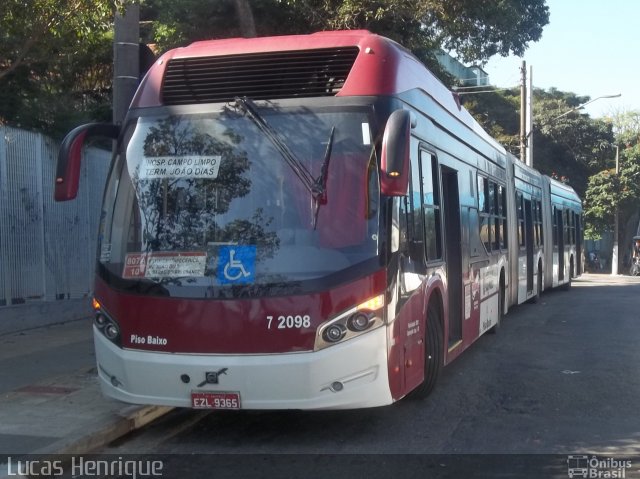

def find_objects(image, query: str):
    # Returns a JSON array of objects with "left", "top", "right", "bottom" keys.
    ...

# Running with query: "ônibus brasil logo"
[{"left": 567, "top": 455, "right": 632, "bottom": 478}]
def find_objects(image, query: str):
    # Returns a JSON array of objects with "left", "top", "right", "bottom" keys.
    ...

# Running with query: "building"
[{"left": 434, "top": 50, "right": 488, "bottom": 87}]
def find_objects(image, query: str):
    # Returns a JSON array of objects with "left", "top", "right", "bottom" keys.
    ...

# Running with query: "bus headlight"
[
  {"left": 92, "top": 300, "right": 122, "bottom": 347},
  {"left": 104, "top": 323, "right": 120, "bottom": 341},
  {"left": 323, "top": 324, "right": 346, "bottom": 343},
  {"left": 95, "top": 313, "right": 108, "bottom": 328},
  {"left": 315, "top": 294, "right": 385, "bottom": 351},
  {"left": 347, "top": 312, "right": 371, "bottom": 332}
]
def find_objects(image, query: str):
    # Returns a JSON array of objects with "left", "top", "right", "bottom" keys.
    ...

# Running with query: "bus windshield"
[{"left": 97, "top": 104, "right": 380, "bottom": 298}]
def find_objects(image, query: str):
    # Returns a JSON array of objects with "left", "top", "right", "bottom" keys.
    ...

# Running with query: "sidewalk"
[{"left": 0, "top": 317, "right": 171, "bottom": 477}]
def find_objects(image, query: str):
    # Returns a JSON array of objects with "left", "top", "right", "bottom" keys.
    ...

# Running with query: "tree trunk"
[{"left": 233, "top": 0, "right": 257, "bottom": 38}]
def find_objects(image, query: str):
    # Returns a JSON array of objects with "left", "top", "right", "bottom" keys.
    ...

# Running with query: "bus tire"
[{"left": 411, "top": 301, "right": 443, "bottom": 399}]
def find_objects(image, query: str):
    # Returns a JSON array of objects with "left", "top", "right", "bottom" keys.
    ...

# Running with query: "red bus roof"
[{"left": 132, "top": 30, "right": 462, "bottom": 116}]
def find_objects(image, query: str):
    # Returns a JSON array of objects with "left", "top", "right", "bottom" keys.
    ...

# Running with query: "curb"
[
  {"left": 32, "top": 404, "right": 174, "bottom": 456},
  {"left": 0, "top": 405, "right": 173, "bottom": 479}
]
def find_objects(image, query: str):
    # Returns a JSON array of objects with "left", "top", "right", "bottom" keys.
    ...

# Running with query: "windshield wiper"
[
  {"left": 233, "top": 97, "right": 333, "bottom": 228},
  {"left": 312, "top": 126, "right": 335, "bottom": 226},
  {"left": 234, "top": 97, "right": 314, "bottom": 191}
]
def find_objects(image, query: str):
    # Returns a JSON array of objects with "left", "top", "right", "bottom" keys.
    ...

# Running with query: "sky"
[{"left": 482, "top": 0, "right": 638, "bottom": 118}]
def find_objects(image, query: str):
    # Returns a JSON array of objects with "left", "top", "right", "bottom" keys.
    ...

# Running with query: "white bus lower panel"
[{"left": 94, "top": 326, "right": 393, "bottom": 410}]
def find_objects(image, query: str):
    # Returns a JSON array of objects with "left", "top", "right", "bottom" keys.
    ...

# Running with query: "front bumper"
[{"left": 94, "top": 326, "right": 393, "bottom": 410}]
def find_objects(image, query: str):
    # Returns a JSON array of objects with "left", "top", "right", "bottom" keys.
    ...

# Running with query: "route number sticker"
[{"left": 123, "top": 252, "right": 206, "bottom": 278}]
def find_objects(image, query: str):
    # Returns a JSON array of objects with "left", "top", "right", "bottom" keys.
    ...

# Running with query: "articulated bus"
[{"left": 55, "top": 30, "right": 581, "bottom": 410}]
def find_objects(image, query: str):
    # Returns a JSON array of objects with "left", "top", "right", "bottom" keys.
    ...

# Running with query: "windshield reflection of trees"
[
  {"left": 133, "top": 116, "right": 280, "bottom": 281},
  {"left": 126, "top": 107, "right": 375, "bottom": 294}
]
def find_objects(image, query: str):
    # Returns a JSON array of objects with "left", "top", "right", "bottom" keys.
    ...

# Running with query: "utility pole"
[
  {"left": 525, "top": 65, "right": 533, "bottom": 167},
  {"left": 519, "top": 60, "right": 527, "bottom": 163},
  {"left": 612, "top": 146, "right": 619, "bottom": 275},
  {"left": 113, "top": 3, "right": 140, "bottom": 125}
]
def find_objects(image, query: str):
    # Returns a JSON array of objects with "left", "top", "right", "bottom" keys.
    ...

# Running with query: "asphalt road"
[{"left": 94, "top": 274, "right": 640, "bottom": 478}]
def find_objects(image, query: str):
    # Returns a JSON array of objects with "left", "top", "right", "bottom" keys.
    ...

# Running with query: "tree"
[
  {"left": 463, "top": 87, "right": 615, "bottom": 199},
  {"left": 140, "top": 0, "right": 270, "bottom": 49},
  {"left": 141, "top": 0, "right": 549, "bottom": 84},
  {"left": 0, "top": 0, "right": 119, "bottom": 80},
  {"left": 277, "top": 0, "right": 548, "bottom": 61},
  {"left": 606, "top": 109, "right": 640, "bottom": 148},
  {"left": 583, "top": 121, "right": 640, "bottom": 272},
  {"left": 533, "top": 92, "right": 615, "bottom": 198},
  {"left": 0, "top": 0, "right": 122, "bottom": 136}
]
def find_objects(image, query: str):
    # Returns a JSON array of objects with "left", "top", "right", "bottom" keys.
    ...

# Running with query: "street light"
[{"left": 553, "top": 93, "right": 621, "bottom": 120}]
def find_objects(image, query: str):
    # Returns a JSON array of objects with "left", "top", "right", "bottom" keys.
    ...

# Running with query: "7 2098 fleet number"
[{"left": 267, "top": 315, "right": 311, "bottom": 329}]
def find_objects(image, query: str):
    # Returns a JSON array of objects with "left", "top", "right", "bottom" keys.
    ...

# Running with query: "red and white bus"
[{"left": 56, "top": 30, "right": 581, "bottom": 410}]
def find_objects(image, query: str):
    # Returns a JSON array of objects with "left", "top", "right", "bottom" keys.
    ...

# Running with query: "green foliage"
[
  {"left": 583, "top": 169, "right": 618, "bottom": 238},
  {"left": 464, "top": 87, "right": 616, "bottom": 199},
  {"left": 140, "top": 0, "right": 304, "bottom": 49},
  {"left": 140, "top": 0, "right": 549, "bottom": 86},
  {"left": 460, "top": 88, "right": 521, "bottom": 152},
  {"left": 0, "top": 0, "right": 122, "bottom": 137},
  {"left": 2, "top": 0, "right": 551, "bottom": 137},
  {"left": 584, "top": 144, "right": 640, "bottom": 240},
  {"left": 605, "top": 110, "right": 640, "bottom": 148},
  {"left": 534, "top": 95, "right": 615, "bottom": 198},
  {"left": 464, "top": 87, "right": 640, "bottom": 243},
  {"left": 277, "top": 0, "right": 548, "bottom": 63}
]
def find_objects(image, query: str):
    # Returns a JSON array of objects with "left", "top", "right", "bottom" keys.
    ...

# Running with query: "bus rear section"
[{"left": 542, "top": 177, "right": 582, "bottom": 289}]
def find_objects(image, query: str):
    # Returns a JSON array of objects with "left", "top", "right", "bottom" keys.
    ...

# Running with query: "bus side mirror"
[
  {"left": 380, "top": 110, "right": 412, "bottom": 196},
  {"left": 55, "top": 123, "right": 120, "bottom": 201}
]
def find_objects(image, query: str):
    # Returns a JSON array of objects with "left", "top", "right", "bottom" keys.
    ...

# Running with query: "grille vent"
[{"left": 161, "top": 46, "right": 359, "bottom": 105}]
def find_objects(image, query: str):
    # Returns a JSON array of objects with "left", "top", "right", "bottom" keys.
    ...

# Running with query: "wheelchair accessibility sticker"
[{"left": 218, "top": 245, "right": 256, "bottom": 284}]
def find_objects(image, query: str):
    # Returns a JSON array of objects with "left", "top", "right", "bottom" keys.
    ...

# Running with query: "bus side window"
[
  {"left": 398, "top": 195, "right": 408, "bottom": 251},
  {"left": 420, "top": 151, "right": 442, "bottom": 261},
  {"left": 477, "top": 175, "right": 486, "bottom": 212},
  {"left": 499, "top": 185, "right": 507, "bottom": 250},
  {"left": 408, "top": 152, "right": 425, "bottom": 262},
  {"left": 478, "top": 175, "right": 490, "bottom": 252},
  {"left": 490, "top": 182, "right": 499, "bottom": 251},
  {"left": 553, "top": 206, "right": 559, "bottom": 246},
  {"left": 517, "top": 192, "right": 524, "bottom": 248},
  {"left": 468, "top": 208, "right": 484, "bottom": 257},
  {"left": 539, "top": 201, "right": 544, "bottom": 246}
]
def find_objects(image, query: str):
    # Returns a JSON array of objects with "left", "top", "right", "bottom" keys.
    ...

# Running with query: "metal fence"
[{"left": 0, "top": 126, "right": 110, "bottom": 306}]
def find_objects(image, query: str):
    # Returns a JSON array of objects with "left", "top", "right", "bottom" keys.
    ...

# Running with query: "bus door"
[
  {"left": 441, "top": 166, "right": 462, "bottom": 347},
  {"left": 524, "top": 199, "right": 534, "bottom": 293},
  {"left": 556, "top": 208, "right": 565, "bottom": 281}
]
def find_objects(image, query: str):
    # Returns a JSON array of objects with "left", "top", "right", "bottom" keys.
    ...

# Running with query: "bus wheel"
[{"left": 411, "top": 302, "right": 443, "bottom": 399}]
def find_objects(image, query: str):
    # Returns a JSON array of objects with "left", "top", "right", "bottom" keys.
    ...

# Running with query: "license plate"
[{"left": 191, "top": 391, "right": 241, "bottom": 410}]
